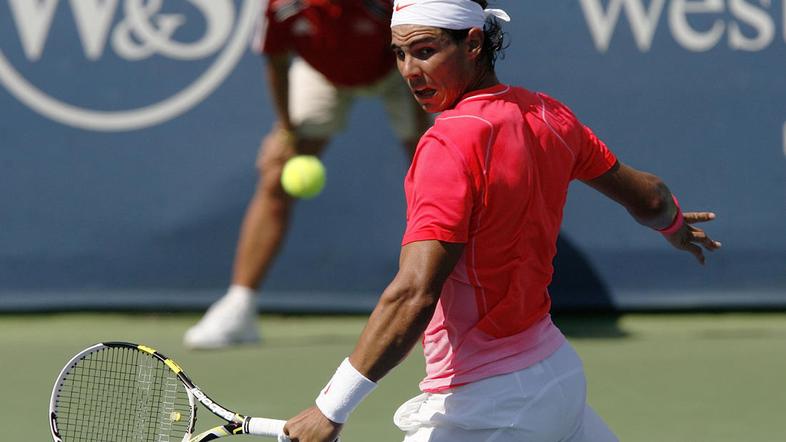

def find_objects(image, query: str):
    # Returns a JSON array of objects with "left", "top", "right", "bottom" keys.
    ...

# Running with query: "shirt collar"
[{"left": 457, "top": 83, "right": 510, "bottom": 104}]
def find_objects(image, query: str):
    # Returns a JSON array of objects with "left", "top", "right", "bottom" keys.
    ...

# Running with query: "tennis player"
[
  {"left": 283, "top": 1, "right": 721, "bottom": 441},
  {"left": 184, "top": 0, "right": 430, "bottom": 349}
]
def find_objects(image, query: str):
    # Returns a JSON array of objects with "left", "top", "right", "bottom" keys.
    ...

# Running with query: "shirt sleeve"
[
  {"left": 540, "top": 94, "right": 617, "bottom": 181},
  {"left": 402, "top": 135, "right": 474, "bottom": 245},
  {"left": 255, "top": 4, "right": 290, "bottom": 55},
  {"left": 573, "top": 122, "right": 617, "bottom": 181}
]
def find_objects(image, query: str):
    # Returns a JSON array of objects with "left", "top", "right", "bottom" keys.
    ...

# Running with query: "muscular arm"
[
  {"left": 265, "top": 52, "right": 293, "bottom": 131},
  {"left": 584, "top": 161, "right": 676, "bottom": 230},
  {"left": 283, "top": 240, "right": 463, "bottom": 442},
  {"left": 585, "top": 161, "right": 721, "bottom": 263},
  {"left": 350, "top": 240, "right": 464, "bottom": 381}
]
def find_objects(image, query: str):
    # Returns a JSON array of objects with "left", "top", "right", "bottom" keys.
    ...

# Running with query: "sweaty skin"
[{"left": 391, "top": 25, "right": 495, "bottom": 113}]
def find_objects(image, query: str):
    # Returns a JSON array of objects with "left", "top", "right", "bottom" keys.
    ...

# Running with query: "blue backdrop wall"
[{"left": 1, "top": 1, "right": 784, "bottom": 312}]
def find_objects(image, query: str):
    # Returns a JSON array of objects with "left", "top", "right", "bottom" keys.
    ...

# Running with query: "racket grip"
[{"left": 246, "top": 418, "right": 286, "bottom": 437}]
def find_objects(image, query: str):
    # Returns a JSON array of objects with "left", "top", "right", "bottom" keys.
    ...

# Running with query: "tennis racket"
[{"left": 49, "top": 341, "right": 290, "bottom": 441}]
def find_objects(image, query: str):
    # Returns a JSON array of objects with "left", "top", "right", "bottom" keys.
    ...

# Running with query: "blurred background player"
[
  {"left": 184, "top": 0, "right": 430, "bottom": 349},
  {"left": 283, "top": 1, "right": 721, "bottom": 441}
]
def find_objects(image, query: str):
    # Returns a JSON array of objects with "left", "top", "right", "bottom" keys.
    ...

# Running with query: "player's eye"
[
  {"left": 393, "top": 48, "right": 405, "bottom": 61},
  {"left": 415, "top": 47, "right": 435, "bottom": 59}
]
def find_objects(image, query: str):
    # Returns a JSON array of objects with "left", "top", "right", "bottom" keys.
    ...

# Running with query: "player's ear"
[{"left": 466, "top": 28, "right": 484, "bottom": 60}]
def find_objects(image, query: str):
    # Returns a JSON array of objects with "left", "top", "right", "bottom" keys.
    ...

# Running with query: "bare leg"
[
  {"left": 232, "top": 135, "right": 329, "bottom": 288},
  {"left": 237, "top": 100, "right": 425, "bottom": 288},
  {"left": 183, "top": 130, "right": 328, "bottom": 349}
]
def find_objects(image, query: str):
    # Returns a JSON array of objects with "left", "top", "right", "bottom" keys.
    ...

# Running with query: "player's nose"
[{"left": 399, "top": 55, "right": 422, "bottom": 81}]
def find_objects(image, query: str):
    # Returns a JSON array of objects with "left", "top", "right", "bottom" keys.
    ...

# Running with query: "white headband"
[{"left": 391, "top": 0, "right": 510, "bottom": 30}]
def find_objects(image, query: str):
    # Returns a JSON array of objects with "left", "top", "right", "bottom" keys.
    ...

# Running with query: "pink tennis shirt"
[{"left": 402, "top": 84, "right": 617, "bottom": 392}]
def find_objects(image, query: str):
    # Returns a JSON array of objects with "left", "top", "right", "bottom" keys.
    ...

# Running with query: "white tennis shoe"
[{"left": 183, "top": 286, "right": 260, "bottom": 349}]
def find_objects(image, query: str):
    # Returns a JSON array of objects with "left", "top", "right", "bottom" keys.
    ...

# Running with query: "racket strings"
[{"left": 54, "top": 346, "right": 192, "bottom": 441}]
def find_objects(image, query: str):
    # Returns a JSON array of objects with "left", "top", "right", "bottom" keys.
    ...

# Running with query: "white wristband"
[{"left": 315, "top": 358, "right": 377, "bottom": 424}]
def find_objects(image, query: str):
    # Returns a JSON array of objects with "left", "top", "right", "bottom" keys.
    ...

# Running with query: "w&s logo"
[
  {"left": 0, "top": 0, "right": 259, "bottom": 132},
  {"left": 579, "top": 0, "right": 781, "bottom": 53}
]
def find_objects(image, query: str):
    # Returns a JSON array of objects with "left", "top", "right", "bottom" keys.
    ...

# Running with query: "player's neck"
[{"left": 465, "top": 69, "right": 500, "bottom": 96}]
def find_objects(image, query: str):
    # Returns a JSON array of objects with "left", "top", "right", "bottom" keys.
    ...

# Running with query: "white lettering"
[
  {"left": 8, "top": 0, "right": 234, "bottom": 62},
  {"left": 579, "top": 0, "right": 667, "bottom": 52},
  {"left": 728, "top": 0, "right": 774, "bottom": 51},
  {"left": 118, "top": 0, "right": 234, "bottom": 61},
  {"left": 7, "top": 0, "right": 60, "bottom": 61},
  {"left": 669, "top": 0, "right": 726, "bottom": 52},
  {"left": 580, "top": 0, "right": 785, "bottom": 52},
  {"left": 112, "top": 0, "right": 184, "bottom": 61},
  {"left": 192, "top": 388, "right": 235, "bottom": 421},
  {"left": 69, "top": 0, "right": 120, "bottom": 60},
  {"left": 0, "top": 0, "right": 261, "bottom": 131}
]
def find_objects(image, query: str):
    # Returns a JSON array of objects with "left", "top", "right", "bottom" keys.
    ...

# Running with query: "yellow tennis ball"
[
  {"left": 281, "top": 155, "right": 326, "bottom": 199},
  {"left": 170, "top": 411, "right": 181, "bottom": 422}
]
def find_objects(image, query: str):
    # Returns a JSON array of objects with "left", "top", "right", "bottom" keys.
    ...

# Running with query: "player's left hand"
[
  {"left": 663, "top": 212, "right": 722, "bottom": 265},
  {"left": 283, "top": 406, "right": 342, "bottom": 442}
]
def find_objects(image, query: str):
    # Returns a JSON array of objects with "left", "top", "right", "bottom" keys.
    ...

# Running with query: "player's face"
[{"left": 391, "top": 25, "right": 481, "bottom": 113}]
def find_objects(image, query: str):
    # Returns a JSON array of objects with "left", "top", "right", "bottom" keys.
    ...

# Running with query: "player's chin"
[
  {"left": 412, "top": 89, "right": 442, "bottom": 112},
  {"left": 416, "top": 96, "right": 448, "bottom": 113},
  {"left": 425, "top": 102, "right": 452, "bottom": 113},
  {"left": 419, "top": 102, "right": 441, "bottom": 113}
]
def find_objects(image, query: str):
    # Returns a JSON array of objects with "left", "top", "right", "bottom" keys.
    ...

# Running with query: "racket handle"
[{"left": 246, "top": 418, "right": 286, "bottom": 437}]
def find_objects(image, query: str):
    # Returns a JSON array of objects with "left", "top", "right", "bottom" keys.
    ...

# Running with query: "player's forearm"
[
  {"left": 349, "top": 278, "right": 440, "bottom": 382},
  {"left": 265, "top": 53, "right": 293, "bottom": 130},
  {"left": 586, "top": 161, "right": 677, "bottom": 230},
  {"left": 625, "top": 177, "right": 676, "bottom": 230},
  {"left": 313, "top": 241, "right": 461, "bottom": 425},
  {"left": 311, "top": 276, "right": 440, "bottom": 426}
]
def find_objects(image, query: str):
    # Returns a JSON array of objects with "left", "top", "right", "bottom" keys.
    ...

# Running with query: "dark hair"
[{"left": 443, "top": 0, "right": 507, "bottom": 71}]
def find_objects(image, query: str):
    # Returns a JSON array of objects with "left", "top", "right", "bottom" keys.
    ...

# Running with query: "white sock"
[{"left": 226, "top": 285, "right": 256, "bottom": 305}]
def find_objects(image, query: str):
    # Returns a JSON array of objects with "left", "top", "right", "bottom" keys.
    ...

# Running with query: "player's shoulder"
[
  {"left": 529, "top": 90, "right": 580, "bottom": 129},
  {"left": 433, "top": 109, "right": 494, "bottom": 139},
  {"left": 267, "top": 0, "right": 307, "bottom": 22},
  {"left": 426, "top": 110, "right": 495, "bottom": 166},
  {"left": 434, "top": 85, "right": 525, "bottom": 133}
]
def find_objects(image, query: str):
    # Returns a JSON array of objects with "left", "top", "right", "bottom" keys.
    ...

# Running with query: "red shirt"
[
  {"left": 257, "top": 0, "right": 395, "bottom": 87},
  {"left": 403, "top": 84, "right": 617, "bottom": 391}
]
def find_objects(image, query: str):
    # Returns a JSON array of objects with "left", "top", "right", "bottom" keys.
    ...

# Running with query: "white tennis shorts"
[
  {"left": 288, "top": 57, "right": 420, "bottom": 141},
  {"left": 394, "top": 342, "right": 618, "bottom": 442}
]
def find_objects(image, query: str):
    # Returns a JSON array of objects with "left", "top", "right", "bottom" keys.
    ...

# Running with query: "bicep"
[
  {"left": 350, "top": 240, "right": 464, "bottom": 380},
  {"left": 394, "top": 240, "right": 465, "bottom": 299}
]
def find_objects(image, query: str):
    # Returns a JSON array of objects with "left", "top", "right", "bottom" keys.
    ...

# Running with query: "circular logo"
[{"left": 0, "top": 0, "right": 259, "bottom": 132}]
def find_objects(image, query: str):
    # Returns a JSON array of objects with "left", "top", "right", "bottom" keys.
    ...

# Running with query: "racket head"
[{"left": 49, "top": 342, "right": 196, "bottom": 442}]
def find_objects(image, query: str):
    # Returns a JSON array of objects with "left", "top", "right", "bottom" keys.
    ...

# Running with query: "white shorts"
[
  {"left": 394, "top": 342, "right": 618, "bottom": 442},
  {"left": 288, "top": 57, "right": 421, "bottom": 141}
]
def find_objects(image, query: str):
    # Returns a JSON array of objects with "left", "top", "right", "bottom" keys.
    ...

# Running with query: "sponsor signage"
[
  {"left": 0, "top": 0, "right": 259, "bottom": 131},
  {"left": 0, "top": 2, "right": 782, "bottom": 310}
]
